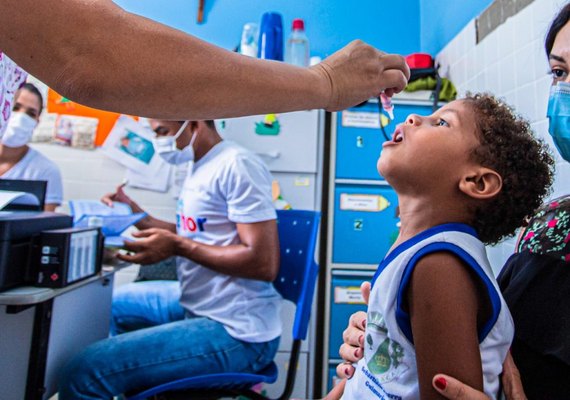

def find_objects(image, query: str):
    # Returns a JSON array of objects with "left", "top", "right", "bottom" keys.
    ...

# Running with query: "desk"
[{"left": 0, "top": 268, "right": 117, "bottom": 400}]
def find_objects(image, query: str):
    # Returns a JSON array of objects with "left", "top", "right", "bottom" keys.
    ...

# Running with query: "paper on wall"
[
  {"left": 102, "top": 116, "right": 159, "bottom": 172},
  {"left": 31, "top": 113, "right": 57, "bottom": 143},
  {"left": 126, "top": 158, "right": 172, "bottom": 193},
  {"left": 53, "top": 114, "right": 98, "bottom": 149}
]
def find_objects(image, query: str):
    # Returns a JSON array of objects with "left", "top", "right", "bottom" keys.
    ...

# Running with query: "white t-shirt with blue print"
[
  {"left": 342, "top": 224, "right": 514, "bottom": 400},
  {"left": 176, "top": 140, "right": 281, "bottom": 343}
]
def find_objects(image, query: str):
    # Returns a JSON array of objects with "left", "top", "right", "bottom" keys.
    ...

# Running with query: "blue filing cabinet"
[
  {"left": 322, "top": 98, "right": 442, "bottom": 395},
  {"left": 332, "top": 184, "right": 399, "bottom": 264}
]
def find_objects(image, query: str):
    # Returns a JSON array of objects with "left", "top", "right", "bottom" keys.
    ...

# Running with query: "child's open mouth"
[{"left": 392, "top": 126, "right": 404, "bottom": 143}]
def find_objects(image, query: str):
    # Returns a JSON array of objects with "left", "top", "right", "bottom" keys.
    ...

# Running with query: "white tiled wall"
[{"left": 436, "top": 0, "right": 570, "bottom": 272}]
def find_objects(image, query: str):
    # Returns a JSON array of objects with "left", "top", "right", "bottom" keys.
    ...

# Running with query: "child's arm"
[{"left": 407, "top": 252, "right": 485, "bottom": 400}]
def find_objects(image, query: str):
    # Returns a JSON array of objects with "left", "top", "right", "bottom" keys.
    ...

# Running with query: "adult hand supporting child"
[{"left": 432, "top": 352, "right": 526, "bottom": 400}]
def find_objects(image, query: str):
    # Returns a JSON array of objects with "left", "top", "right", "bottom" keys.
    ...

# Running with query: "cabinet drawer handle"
[{"left": 256, "top": 151, "right": 281, "bottom": 159}]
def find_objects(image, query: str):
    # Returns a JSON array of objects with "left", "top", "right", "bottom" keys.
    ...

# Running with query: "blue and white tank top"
[{"left": 342, "top": 223, "right": 514, "bottom": 400}]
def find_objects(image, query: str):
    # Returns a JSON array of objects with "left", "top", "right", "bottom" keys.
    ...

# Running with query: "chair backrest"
[{"left": 273, "top": 210, "right": 320, "bottom": 341}]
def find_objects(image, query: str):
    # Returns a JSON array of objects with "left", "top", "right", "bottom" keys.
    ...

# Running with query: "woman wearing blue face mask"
[
  {"left": 333, "top": 5, "right": 570, "bottom": 399},
  {"left": 0, "top": 83, "right": 63, "bottom": 211},
  {"left": 546, "top": 7, "right": 570, "bottom": 164}
]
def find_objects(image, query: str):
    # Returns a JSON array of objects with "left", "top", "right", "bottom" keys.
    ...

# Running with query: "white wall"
[{"left": 435, "top": 0, "right": 570, "bottom": 272}]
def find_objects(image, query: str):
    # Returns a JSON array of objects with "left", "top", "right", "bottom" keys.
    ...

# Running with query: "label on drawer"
[
  {"left": 340, "top": 194, "right": 390, "bottom": 212},
  {"left": 341, "top": 111, "right": 380, "bottom": 129},
  {"left": 334, "top": 286, "right": 366, "bottom": 304}
]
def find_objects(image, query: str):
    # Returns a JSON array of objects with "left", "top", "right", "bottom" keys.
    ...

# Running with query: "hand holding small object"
[
  {"left": 101, "top": 180, "right": 132, "bottom": 208},
  {"left": 117, "top": 228, "right": 181, "bottom": 265}
]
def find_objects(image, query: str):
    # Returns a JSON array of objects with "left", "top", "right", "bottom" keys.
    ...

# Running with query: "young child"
[{"left": 340, "top": 93, "right": 554, "bottom": 399}]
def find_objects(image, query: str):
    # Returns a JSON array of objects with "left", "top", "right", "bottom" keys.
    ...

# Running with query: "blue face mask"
[{"left": 547, "top": 81, "right": 570, "bottom": 162}]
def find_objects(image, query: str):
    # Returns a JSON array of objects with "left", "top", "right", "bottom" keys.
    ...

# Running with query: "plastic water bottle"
[
  {"left": 240, "top": 23, "right": 259, "bottom": 57},
  {"left": 285, "top": 19, "right": 309, "bottom": 67}
]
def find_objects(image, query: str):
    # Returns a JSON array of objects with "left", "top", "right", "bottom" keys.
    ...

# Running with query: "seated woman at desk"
[{"left": 0, "top": 83, "right": 63, "bottom": 211}]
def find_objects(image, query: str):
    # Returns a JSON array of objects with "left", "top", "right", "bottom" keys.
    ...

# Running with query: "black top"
[{"left": 498, "top": 251, "right": 570, "bottom": 399}]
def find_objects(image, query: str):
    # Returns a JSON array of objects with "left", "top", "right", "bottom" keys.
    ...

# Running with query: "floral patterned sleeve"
[
  {"left": 518, "top": 194, "right": 570, "bottom": 262},
  {"left": 0, "top": 52, "right": 28, "bottom": 137}
]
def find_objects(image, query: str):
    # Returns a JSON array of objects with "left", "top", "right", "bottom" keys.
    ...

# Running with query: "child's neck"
[{"left": 395, "top": 193, "right": 471, "bottom": 247}]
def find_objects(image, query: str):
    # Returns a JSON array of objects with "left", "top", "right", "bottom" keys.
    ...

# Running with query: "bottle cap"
[{"left": 292, "top": 19, "right": 305, "bottom": 31}]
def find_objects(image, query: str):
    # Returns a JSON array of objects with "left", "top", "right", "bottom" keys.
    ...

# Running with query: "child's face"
[{"left": 377, "top": 100, "right": 481, "bottom": 191}]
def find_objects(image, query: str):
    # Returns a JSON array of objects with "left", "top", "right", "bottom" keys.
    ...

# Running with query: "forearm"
[
  {"left": 128, "top": 202, "right": 176, "bottom": 232},
  {"left": 175, "top": 237, "right": 276, "bottom": 281},
  {"left": 1, "top": 0, "right": 329, "bottom": 119},
  {"left": 135, "top": 215, "right": 176, "bottom": 232}
]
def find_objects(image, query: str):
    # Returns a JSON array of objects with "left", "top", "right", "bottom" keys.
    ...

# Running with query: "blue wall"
[
  {"left": 420, "top": 0, "right": 493, "bottom": 55},
  {"left": 114, "top": 0, "right": 421, "bottom": 58}
]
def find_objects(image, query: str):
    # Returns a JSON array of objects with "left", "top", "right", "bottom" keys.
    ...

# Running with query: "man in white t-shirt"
[
  {"left": 59, "top": 118, "right": 282, "bottom": 399},
  {"left": 0, "top": 83, "right": 63, "bottom": 210}
]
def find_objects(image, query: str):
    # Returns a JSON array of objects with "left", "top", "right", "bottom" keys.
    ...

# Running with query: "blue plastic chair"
[{"left": 126, "top": 210, "right": 321, "bottom": 400}]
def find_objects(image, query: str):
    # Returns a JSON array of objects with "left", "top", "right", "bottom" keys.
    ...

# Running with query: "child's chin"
[{"left": 377, "top": 158, "right": 388, "bottom": 176}]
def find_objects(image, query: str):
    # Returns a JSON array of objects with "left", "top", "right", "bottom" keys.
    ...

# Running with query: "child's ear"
[{"left": 459, "top": 167, "right": 502, "bottom": 200}]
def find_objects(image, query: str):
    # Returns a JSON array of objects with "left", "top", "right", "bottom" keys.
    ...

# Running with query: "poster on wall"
[
  {"left": 103, "top": 116, "right": 171, "bottom": 192},
  {"left": 102, "top": 116, "right": 156, "bottom": 169},
  {"left": 32, "top": 113, "right": 58, "bottom": 143},
  {"left": 47, "top": 88, "right": 135, "bottom": 146},
  {"left": 53, "top": 115, "right": 99, "bottom": 149}
]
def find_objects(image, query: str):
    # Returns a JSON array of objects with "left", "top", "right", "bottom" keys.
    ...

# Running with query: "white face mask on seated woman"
[
  {"left": 152, "top": 121, "right": 198, "bottom": 165},
  {"left": 1, "top": 112, "right": 37, "bottom": 148}
]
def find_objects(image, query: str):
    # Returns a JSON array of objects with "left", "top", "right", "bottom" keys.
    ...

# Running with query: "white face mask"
[
  {"left": 2, "top": 112, "right": 38, "bottom": 148},
  {"left": 153, "top": 121, "right": 198, "bottom": 165}
]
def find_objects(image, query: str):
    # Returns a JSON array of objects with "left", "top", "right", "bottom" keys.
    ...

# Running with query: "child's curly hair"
[{"left": 464, "top": 93, "right": 554, "bottom": 245}]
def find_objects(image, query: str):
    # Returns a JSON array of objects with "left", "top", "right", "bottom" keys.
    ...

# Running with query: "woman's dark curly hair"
[{"left": 463, "top": 93, "right": 555, "bottom": 245}]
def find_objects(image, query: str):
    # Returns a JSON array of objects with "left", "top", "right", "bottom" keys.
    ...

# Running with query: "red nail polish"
[
  {"left": 344, "top": 367, "right": 350, "bottom": 376},
  {"left": 354, "top": 348, "right": 360, "bottom": 358},
  {"left": 359, "top": 334, "right": 364, "bottom": 345},
  {"left": 435, "top": 377, "right": 447, "bottom": 390}
]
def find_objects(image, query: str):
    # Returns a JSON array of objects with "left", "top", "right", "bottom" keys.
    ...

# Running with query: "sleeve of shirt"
[
  {"left": 223, "top": 153, "right": 276, "bottom": 224},
  {"left": 44, "top": 163, "right": 64, "bottom": 205},
  {"left": 0, "top": 54, "right": 28, "bottom": 137}
]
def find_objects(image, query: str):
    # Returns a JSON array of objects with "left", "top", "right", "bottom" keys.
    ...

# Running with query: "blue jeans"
[
  {"left": 110, "top": 281, "right": 185, "bottom": 335},
  {"left": 59, "top": 281, "right": 280, "bottom": 400}
]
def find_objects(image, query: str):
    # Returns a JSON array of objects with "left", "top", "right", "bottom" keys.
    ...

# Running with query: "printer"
[{"left": 0, "top": 211, "right": 72, "bottom": 291}]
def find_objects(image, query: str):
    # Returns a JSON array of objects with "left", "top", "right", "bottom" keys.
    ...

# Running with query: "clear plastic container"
[
  {"left": 285, "top": 19, "right": 309, "bottom": 67},
  {"left": 240, "top": 22, "right": 259, "bottom": 57}
]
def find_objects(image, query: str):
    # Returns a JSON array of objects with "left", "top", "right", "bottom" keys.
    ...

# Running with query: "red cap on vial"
[{"left": 292, "top": 19, "right": 305, "bottom": 31}]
